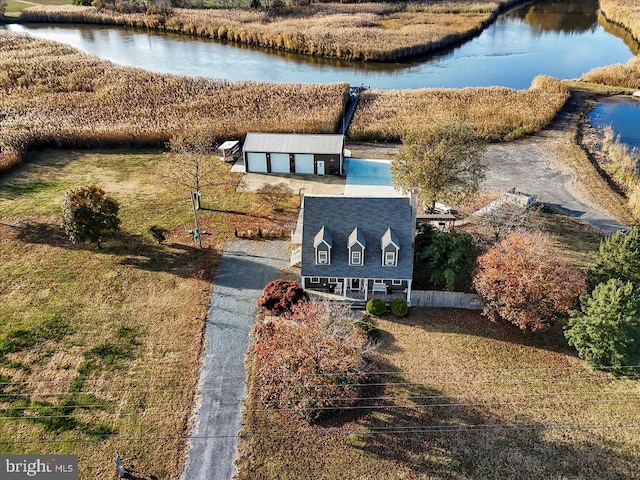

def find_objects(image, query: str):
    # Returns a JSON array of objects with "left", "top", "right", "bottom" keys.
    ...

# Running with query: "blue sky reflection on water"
[{"left": 2, "top": 0, "right": 637, "bottom": 89}]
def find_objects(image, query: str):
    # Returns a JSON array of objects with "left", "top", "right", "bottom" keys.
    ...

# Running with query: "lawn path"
[{"left": 180, "top": 240, "right": 290, "bottom": 480}]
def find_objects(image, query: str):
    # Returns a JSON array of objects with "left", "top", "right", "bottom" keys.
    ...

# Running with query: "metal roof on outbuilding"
[{"left": 243, "top": 133, "right": 344, "bottom": 155}]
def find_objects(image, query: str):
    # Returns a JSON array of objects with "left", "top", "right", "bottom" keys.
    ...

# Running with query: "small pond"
[{"left": 589, "top": 96, "right": 640, "bottom": 151}]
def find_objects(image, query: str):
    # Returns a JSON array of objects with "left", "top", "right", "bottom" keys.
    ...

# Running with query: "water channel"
[
  {"left": 3, "top": 0, "right": 639, "bottom": 90},
  {"left": 589, "top": 97, "right": 640, "bottom": 150}
]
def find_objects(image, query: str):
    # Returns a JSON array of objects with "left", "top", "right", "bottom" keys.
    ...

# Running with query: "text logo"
[{"left": 1, "top": 455, "right": 77, "bottom": 479}]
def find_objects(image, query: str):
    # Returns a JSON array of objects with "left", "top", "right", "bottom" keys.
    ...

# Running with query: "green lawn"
[{"left": 5, "top": 0, "right": 71, "bottom": 16}]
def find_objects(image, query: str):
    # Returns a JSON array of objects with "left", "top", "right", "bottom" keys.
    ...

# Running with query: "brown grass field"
[
  {"left": 237, "top": 307, "right": 640, "bottom": 479},
  {"left": 0, "top": 33, "right": 348, "bottom": 173},
  {"left": 20, "top": 1, "right": 516, "bottom": 61},
  {"left": 348, "top": 76, "right": 570, "bottom": 142},
  {"left": 0, "top": 148, "right": 298, "bottom": 478}
]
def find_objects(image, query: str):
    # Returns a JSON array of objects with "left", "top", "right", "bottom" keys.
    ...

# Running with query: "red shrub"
[{"left": 257, "top": 279, "right": 307, "bottom": 314}]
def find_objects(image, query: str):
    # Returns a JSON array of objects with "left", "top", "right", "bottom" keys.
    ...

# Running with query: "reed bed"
[
  {"left": 598, "top": 125, "right": 640, "bottom": 219},
  {"left": 348, "top": 76, "right": 570, "bottom": 142},
  {"left": 0, "top": 33, "right": 348, "bottom": 172},
  {"left": 600, "top": 0, "right": 640, "bottom": 43},
  {"left": 582, "top": 0, "right": 640, "bottom": 89},
  {"left": 20, "top": 1, "right": 514, "bottom": 61},
  {"left": 580, "top": 55, "right": 640, "bottom": 90}
]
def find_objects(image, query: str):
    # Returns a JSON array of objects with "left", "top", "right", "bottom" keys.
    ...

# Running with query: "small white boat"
[{"left": 633, "top": 91, "right": 640, "bottom": 98}]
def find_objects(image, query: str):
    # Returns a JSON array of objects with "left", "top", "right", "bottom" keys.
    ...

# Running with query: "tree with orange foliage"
[
  {"left": 250, "top": 302, "right": 375, "bottom": 422},
  {"left": 473, "top": 231, "right": 587, "bottom": 332}
]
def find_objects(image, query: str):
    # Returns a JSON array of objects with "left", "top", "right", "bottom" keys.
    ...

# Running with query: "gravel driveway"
[
  {"left": 180, "top": 240, "right": 290, "bottom": 480},
  {"left": 482, "top": 127, "right": 625, "bottom": 233}
]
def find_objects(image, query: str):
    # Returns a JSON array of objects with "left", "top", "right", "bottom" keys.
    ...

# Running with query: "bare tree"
[
  {"left": 477, "top": 203, "right": 539, "bottom": 243},
  {"left": 257, "top": 182, "right": 294, "bottom": 212},
  {"left": 163, "top": 131, "right": 217, "bottom": 201}
]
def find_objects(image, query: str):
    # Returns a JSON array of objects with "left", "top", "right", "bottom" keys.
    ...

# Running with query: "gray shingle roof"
[
  {"left": 301, "top": 196, "right": 414, "bottom": 279},
  {"left": 243, "top": 133, "right": 344, "bottom": 155}
]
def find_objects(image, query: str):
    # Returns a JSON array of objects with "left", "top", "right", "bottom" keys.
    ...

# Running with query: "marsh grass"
[
  {"left": 20, "top": 1, "right": 514, "bottom": 61},
  {"left": 600, "top": 0, "right": 640, "bottom": 43},
  {"left": 0, "top": 33, "right": 348, "bottom": 172},
  {"left": 581, "top": 0, "right": 640, "bottom": 89},
  {"left": 348, "top": 78, "right": 570, "bottom": 142},
  {"left": 0, "top": 148, "right": 298, "bottom": 478},
  {"left": 236, "top": 308, "right": 640, "bottom": 479}
]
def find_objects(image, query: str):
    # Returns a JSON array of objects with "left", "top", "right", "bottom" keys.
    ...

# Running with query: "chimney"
[{"left": 410, "top": 189, "right": 418, "bottom": 245}]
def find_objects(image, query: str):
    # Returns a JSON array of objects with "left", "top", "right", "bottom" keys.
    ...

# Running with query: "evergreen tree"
[
  {"left": 565, "top": 279, "right": 640, "bottom": 376},
  {"left": 61, "top": 185, "right": 120, "bottom": 248},
  {"left": 587, "top": 228, "right": 640, "bottom": 289}
]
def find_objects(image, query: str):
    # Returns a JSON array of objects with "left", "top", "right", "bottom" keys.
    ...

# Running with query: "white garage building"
[{"left": 243, "top": 133, "right": 345, "bottom": 176}]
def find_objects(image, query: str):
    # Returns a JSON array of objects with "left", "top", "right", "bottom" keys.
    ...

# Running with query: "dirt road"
[{"left": 347, "top": 95, "right": 626, "bottom": 233}]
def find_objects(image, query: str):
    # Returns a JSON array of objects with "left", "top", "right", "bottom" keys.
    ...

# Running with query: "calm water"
[
  {"left": 589, "top": 97, "right": 640, "bottom": 150},
  {"left": 2, "top": 0, "right": 638, "bottom": 89}
]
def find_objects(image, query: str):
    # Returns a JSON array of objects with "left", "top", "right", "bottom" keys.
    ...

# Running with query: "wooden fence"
[{"left": 411, "top": 290, "right": 482, "bottom": 309}]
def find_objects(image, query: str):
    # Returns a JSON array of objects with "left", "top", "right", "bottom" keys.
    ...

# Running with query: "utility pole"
[{"left": 191, "top": 191, "right": 202, "bottom": 249}]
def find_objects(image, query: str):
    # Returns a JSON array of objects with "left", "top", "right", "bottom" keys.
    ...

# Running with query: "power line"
[
  {"left": 2, "top": 365, "right": 639, "bottom": 386},
  {"left": 2, "top": 396, "right": 639, "bottom": 417},
  {"left": 6, "top": 390, "right": 640, "bottom": 408},
  {"left": 1, "top": 423, "right": 640, "bottom": 445}
]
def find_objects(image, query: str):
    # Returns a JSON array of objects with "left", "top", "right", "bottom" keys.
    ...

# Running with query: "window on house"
[
  {"left": 392, "top": 279, "right": 402, "bottom": 286},
  {"left": 385, "top": 251, "right": 396, "bottom": 266},
  {"left": 310, "top": 277, "right": 320, "bottom": 283},
  {"left": 329, "top": 277, "right": 337, "bottom": 283},
  {"left": 318, "top": 250, "right": 328, "bottom": 265},
  {"left": 374, "top": 279, "right": 385, "bottom": 284},
  {"left": 351, "top": 251, "right": 361, "bottom": 265}
]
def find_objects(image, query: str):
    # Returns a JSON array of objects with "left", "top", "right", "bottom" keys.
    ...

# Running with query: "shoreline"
[{"left": 9, "top": 0, "right": 529, "bottom": 63}]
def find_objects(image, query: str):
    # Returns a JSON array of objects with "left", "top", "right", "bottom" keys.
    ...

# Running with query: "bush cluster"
[
  {"left": 257, "top": 280, "right": 307, "bottom": 315},
  {"left": 250, "top": 302, "right": 375, "bottom": 422}
]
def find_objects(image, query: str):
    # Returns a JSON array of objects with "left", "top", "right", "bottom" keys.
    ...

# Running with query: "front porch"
[{"left": 302, "top": 276, "right": 411, "bottom": 304}]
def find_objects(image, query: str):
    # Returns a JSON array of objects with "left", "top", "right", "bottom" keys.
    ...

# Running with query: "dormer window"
[
  {"left": 385, "top": 251, "right": 396, "bottom": 266},
  {"left": 348, "top": 227, "right": 366, "bottom": 266},
  {"left": 314, "top": 226, "right": 332, "bottom": 265},
  {"left": 381, "top": 227, "right": 399, "bottom": 267}
]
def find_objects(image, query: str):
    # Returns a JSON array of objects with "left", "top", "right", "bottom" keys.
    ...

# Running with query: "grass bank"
[
  {"left": 237, "top": 307, "right": 640, "bottom": 479},
  {"left": 349, "top": 76, "right": 570, "bottom": 142},
  {"left": 20, "top": 1, "right": 520, "bottom": 62},
  {"left": 0, "top": 33, "right": 348, "bottom": 173},
  {"left": 0, "top": 147, "right": 298, "bottom": 478},
  {"left": 580, "top": 1, "right": 640, "bottom": 89},
  {"left": 600, "top": 0, "right": 640, "bottom": 44}
]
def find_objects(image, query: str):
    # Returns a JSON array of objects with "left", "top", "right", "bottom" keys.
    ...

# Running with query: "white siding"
[
  {"left": 247, "top": 152, "right": 267, "bottom": 173},
  {"left": 295, "top": 154, "right": 315, "bottom": 174},
  {"left": 270, "top": 153, "right": 290, "bottom": 173}
]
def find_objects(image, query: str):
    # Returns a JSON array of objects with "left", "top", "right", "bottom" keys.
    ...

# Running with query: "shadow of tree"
[
  {"left": 8, "top": 221, "right": 219, "bottom": 280},
  {"left": 353, "top": 356, "right": 637, "bottom": 479},
  {"left": 401, "top": 307, "right": 578, "bottom": 357}
]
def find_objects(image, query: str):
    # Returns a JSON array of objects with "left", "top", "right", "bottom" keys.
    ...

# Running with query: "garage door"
[
  {"left": 247, "top": 152, "right": 267, "bottom": 173},
  {"left": 270, "top": 153, "right": 290, "bottom": 173},
  {"left": 295, "top": 154, "right": 315, "bottom": 174}
]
